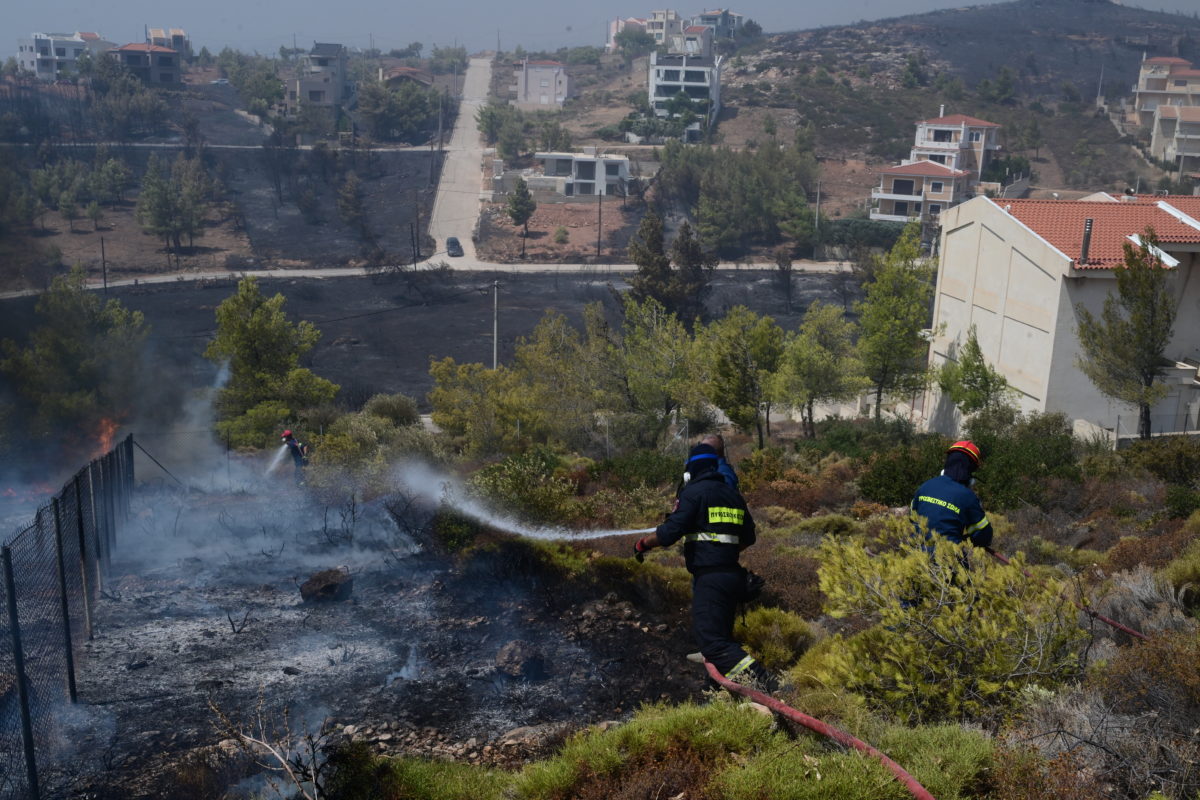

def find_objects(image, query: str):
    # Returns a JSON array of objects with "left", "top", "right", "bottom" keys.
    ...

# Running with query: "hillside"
[{"left": 712, "top": 0, "right": 1200, "bottom": 215}]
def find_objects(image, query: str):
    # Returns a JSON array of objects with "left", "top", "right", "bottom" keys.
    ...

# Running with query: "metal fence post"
[
  {"left": 3, "top": 545, "right": 42, "bottom": 800},
  {"left": 74, "top": 475, "right": 94, "bottom": 640},
  {"left": 88, "top": 461, "right": 104, "bottom": 575},
  {"left": 51, "top": 497, "right": 79, "bottom": 703}
]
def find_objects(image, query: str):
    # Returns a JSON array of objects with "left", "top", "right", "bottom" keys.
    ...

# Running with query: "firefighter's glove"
[{"left": 633, "top": 537, "right": 652, "bottom": 563}]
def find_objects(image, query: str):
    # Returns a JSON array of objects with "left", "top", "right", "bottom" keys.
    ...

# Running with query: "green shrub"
[
  {"left": 738, "top": 447, "right": 789, "bottom": 491},
  {"left": 795, "top": 513, "right": 859, "bottom": 537},
  {"left": 733, "top": 606, "right": 816, "bottom": 670},
  {"left": 592, "top": 449, "right": 679, "bottom": 488},
  {"left": 214, "top": 399, "right": 292, "bottom": 449},
  {"left": 817, "top": 517, "right": 1086, "bottom": 723},
  {"left": 1164, "top": 484, "right": 1200, "bottom": 519},
  {"left": 1124, "top": 435, "right": 1200, "bottom": 486},
  {"left": 470, "top": 447, "right": 577, "bottom": 524},
  {"left": 362, "top": 392, "right": 420, "bottom": 427},
  {"left": 1161, "top": 537, "right": 1200, "bottom": 599},
  {"left": 965, "top": 410, "right": 1079, "bottom": 509},
  {"left": 553, "top": 226, "right": 569, "bottom": 244},
  {"left": 431, "top": 504, "right": 482, "bottom": 552},
  {"left": 796, "top": 416, "right": 919, "bottom": 461},
  {"left": 857, "top": 435, "right": 948, "bottom": 507}
]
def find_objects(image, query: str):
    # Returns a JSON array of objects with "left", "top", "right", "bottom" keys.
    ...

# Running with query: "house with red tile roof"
[
  {"left": 1132, "top": 55, "right": 1200, "bottom": 129},
  {"left": 110, "top": 43, "right": 181, "bottom": 85},
  {"left": 871, "top": 108, "right": 1003, "bottom": 223},
  {"left": 926, "top": 195, "right": 1200, "bottom": 439}
]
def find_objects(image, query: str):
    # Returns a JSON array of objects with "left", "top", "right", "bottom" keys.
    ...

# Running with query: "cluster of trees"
[
  {"left": 476, "top": 101, "right": 572, "bottom": 161},
  {"left": 135, "top": 153, "right": 221, "bottom": 257},
  {"left": 428, "top": 45, "right": 467, "bottom": 76},
  {"left": 204, "top": 277, "right": 338, "bottom": 447},
  {"left": 25, "top": 151, "right": 132, "bottom": 232},
  {"left": 215, "top": 48, "right": 284, "bottom": 117},
  {"left": 356, "top": 80, "right": 440, "bottom": 143},
  {"left": 512, "top": 45, "right": 604, "bottom": 66},
  {"left": 88, "top": 56, "right": 169, "bottom": 140},
  {"left": 0, "top": 266, "right": 148, "bottom": 448},
  {"left": 655, "top": 135, "right": 820, "bottom": 257},
  {"left": 431, "top": 223, "right": 941, "bottom": 455}
]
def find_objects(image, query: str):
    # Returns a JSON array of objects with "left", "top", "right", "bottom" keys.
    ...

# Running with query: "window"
[
  {"left": 308, "top": 90, "right": 325, "bottom": 102},
  {"left": 933, "top": 129, "right": 952, "bottom": 142},
  {"left": 159, "top": 56, "right": 173, "bottom": 66},
  {"left": 55, "top": 48, "right": 66, "bottom": 57},
  {"left": 892, "top": 179, "right": 916, "bottom": 196},
  {"left": 928, "top": 204, "right": 942, "bottom": 216},
  {"left": 930, "top": 181, "right": 944, "bottom": 193},
  {"left": 929, "top": 154, "right": 947, "bottom": 164},
  {"left": 540, "top": 79, "right": 548, "bottom": 87},
  {"left": 1176, "top": 80, "right": 1188, "bottom": 87},
  {"left": 969, "top": 131, "right": 982, "bottom": 142},
  {"left": 683, "top": 70, "right": 706, "bottom": 82},
  {"left": 605, "top": 163, "right": 620, "bottom": 176},
  {"left": 894, "top": 201, "right": 909, "bottom": 217}
]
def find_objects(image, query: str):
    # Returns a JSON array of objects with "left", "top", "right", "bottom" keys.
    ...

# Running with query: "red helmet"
[
  {"left": 947, "top": 440, "right": 981, "bottom": 467},
  {"left": 281, "top": 430, "right": 293, "bottom": 439}
]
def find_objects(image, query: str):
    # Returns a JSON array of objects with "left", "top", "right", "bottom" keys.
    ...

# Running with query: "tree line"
[{"left": 430, "top": 223, "right": 951, "bottom": 456}]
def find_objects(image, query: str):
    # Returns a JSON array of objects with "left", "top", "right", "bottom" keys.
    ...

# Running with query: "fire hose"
[
  {"left": 983, "top": 547, "right": 1149, "bottom": 641},
  {"left": 703, "top": 661, "right": 937, "bottom": 800}
]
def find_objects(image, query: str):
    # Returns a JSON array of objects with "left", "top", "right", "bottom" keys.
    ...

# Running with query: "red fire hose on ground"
[
  {"left": 984, "top": 548, "right": 1149, "bottom": 641},
  {"left": 703, "top": 662, "right": 938, "bottom": 800}
]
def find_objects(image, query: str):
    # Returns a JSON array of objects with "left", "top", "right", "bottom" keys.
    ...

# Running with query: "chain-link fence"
[{"left": 0, "top": 435, "right": 132, "bottom": 800}]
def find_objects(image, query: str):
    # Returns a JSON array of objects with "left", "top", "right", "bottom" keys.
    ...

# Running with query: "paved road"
[{"left": 427, "top": 57, "right": 492, "bottom": 262}]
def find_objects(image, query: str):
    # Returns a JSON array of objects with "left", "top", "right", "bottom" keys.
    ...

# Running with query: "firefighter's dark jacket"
[
  {"left": 911, "top": 474, "right": 992, "bottom": 548},
  {"left": 655, "top": 471, "right": 755, "bottom": 572}
]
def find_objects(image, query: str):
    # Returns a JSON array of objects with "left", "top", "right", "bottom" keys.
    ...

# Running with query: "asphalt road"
[{"left": 428, "top": 57, "right": 492, "bottom": 262}]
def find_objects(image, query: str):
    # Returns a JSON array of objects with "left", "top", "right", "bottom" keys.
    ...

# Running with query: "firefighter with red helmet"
[
  {"left": 910, "top": 440, "right": 992, "bottom": 548},
  {"left": 281, "top": 429, "right": 309, "bottom": 485}
]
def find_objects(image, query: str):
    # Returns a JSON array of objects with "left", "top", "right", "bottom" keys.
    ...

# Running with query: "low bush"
[
  {"left": 362, "top": 392, "right": 420, "bottom": 427},
  {"left": 857, "top": 435, "right": 947, "bottom": 507},
  {"left": 591, "top": 449, "right": 678, "bottom": 489},
  {"left": 740, "top": 547, "right": 825, "bottom": 618},
  {"left": 733, "top": 606, "right": 817, "bottom": 670},
  {"left": 469, "top": 447, "right": 577, "bottom": 524},
  {"left": 1123, "top": 435, "right": 1200, "bottom": 486},
  {"left": 325, "top": 740, "right": 512, "bottom": 799},
  {"left": 817, "top": 518, "right": 1086, "bottom": 723},
  {"left": 984, "top": 746, "right": 1108, "bottom": 800},
  {"left": 965, "top": 410, "right": 1079, "bottom": 509},
  {"left": 1104, "top": 520, "right": 1198, "bottom": 573},
  {"left": 1161, "top": 537, "right": 1200, "bottom": 603}
]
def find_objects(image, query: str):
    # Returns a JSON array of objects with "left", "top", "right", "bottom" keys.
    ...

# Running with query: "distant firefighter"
[
  {"left": 911, "top": 440, "right": 992, "bottom": 549},
  {"left": 281, "top": 429, "right": 309, "bottom": 485}
]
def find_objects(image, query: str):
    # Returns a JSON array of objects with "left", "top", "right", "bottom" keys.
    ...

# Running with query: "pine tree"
[
  {"left": 506, "top": 178, "right": 537, "bottom": 257},
  {"left": 1076, "top": 231, "right": 1177, "bottom": 439}
]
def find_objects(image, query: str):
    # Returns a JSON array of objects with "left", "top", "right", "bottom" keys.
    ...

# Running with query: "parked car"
[
  {"left": 445, "top": 236, "right": 464, "bottom": 257},
  {"left": 209, "top": 78, "right": 230, "bottom": 85}
]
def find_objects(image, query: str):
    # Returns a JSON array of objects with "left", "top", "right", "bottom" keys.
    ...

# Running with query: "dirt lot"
[{"left": 476, "top": 198, "right": 644, "bottom": 263}]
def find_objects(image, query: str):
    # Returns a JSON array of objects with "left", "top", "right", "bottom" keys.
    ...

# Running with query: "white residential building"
[
  {"left": 667, "top": 25, "right": 714, "bottom": 58},
  {"left": 532, "top": 148, "right": 631, "bottom": 196},
  {"left": 648, "top": 51, "right": 722, "bottom": 126},
  {"left": 645, "top": 10, "right": 684, "bottom": 46},
  {"left": 871, "top": 111, "right": 1001, "bottom": 223},
  {"left": 926, "top": 194, "right": 1200, "bottom": 439},
  {"left": 511, "top": 58, "right": 572, "bottom": 110},
  {"left": 1132, "top": 55, "right": 1200, "bottom": 129},
  {"left": 691, "top": 8, "right": 743, "bottom": 39},
  {"left": 1149, "top": 105, "right": 1200, "bottom": 175},
  {"left": 16, "top": 32, "right": 114, "bottom": 80},
  {"left": 606, "top": 16, "right": 648, "bottom": 53}
]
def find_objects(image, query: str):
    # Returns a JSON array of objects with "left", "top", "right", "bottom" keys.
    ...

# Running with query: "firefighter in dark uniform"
[
  {"left": 911, "top": 440, "right": 992, "bottom": 548},
  {"left": 632, "top": 442, "right": 770, "bottom": 686},
  {"left": 281, "top": 429, "right": 309, "bottom": 485}
]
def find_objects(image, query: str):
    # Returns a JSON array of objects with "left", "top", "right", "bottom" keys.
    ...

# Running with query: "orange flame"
[{"left": 96, "top": 418, "right": 119, "bottom": 457}]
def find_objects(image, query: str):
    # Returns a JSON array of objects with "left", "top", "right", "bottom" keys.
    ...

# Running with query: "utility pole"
[
  {"left": 492, "top": 280, "right": 500, "bottom": 369},
  {"left": 596, "top": 190, "right": 603, "bottom": 260},
  {"left": 814, "top": 180, "right": 821, "bottom": 232},
  {"left": 100, "top": 236, "right": 107, "bottom": 296},
  {"left": 497, "top": 28, "right": 501, "bottom": 56}
]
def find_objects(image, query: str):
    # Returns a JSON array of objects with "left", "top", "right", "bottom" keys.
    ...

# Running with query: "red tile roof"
[
  {"left": 77, "top": 31, "right": 100, "bottom": 40},
  {"left": 880, "top": 161, "right": 969, "bottom": 178},
  {"left": 526, "top": 60, "right": 563, "bottom": 66},
  {"left": 685, "top": 26, "right": 708, "bottom": 33},
  {"left": 113, "top": 43, "right": 177, "bottom": 53},
  {"left": 1170, "top": 68, "right": 1200, "bottom": 78},
  {"left": 1001, "top": 199, "right": 1200, "bottom": 267},
  {"left": 920, "top": 113, "right": 999, "bottom": 128},
  {"left": 1145, "top": 56, "right": 1192, "bottom": 66}
]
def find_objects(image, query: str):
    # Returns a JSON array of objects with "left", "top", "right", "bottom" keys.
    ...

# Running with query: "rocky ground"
[{"left": 63, "top": 483, "right": 701, "bottom": 798}]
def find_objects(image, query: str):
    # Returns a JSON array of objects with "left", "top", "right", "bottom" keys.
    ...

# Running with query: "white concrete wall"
[{"left": 928, "top": 197, "right": 1068, "bottom": 436}]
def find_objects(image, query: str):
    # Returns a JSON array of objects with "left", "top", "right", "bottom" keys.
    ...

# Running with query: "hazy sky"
[{"left": 6, "top": 0, "right": 1197, "bottom": 54}]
